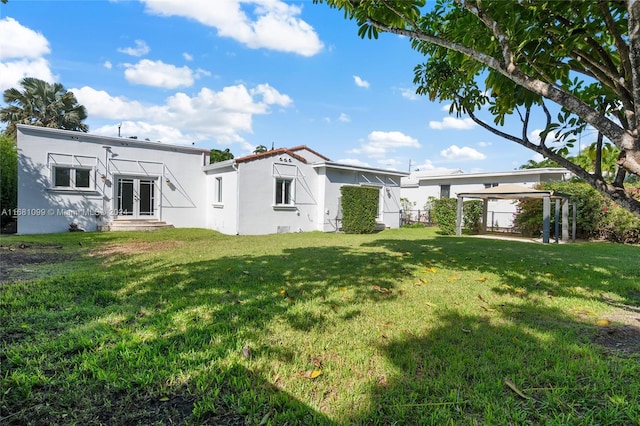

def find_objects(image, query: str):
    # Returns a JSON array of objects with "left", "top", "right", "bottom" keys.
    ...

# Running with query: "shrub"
[
  {"left": 0, "top": 135, "right": 18, "bottom": 229},
  {"left": 513, "top": 198, "right": 544, "bottom": 237},
  {"left": 401, "top": 222, "right": 426, "bottom": 229},
  {"left": 431, "top": 198, "right": 457, "bottom": 235},
  {"left": 513, "top": 181, "right": 640, "bottom": 243},
  {"left": 340, "top": 186, "right": 379, "bottom": 234},
  {"left": 599, "top": 202, "right": 640, "bottom": 243},
  {"left": 463, "top": 200, "right": 483, "bottom": 234}
]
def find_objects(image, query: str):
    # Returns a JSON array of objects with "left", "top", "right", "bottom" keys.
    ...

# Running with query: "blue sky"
[{"left": 1, "top": 0, "right": 550, "bottom": 173}]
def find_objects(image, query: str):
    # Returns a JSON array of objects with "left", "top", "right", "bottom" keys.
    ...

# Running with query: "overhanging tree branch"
[{"left": 366, "top": 8, "right": 637, "bottom": 174}]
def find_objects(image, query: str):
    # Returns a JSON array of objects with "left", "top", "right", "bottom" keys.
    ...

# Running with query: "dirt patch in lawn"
[
  {"left": 592, "top": 305, "right": 640, "bottom": 357},
  {"left": 0, "top": 243, "right": 73, "bottom": 283}
]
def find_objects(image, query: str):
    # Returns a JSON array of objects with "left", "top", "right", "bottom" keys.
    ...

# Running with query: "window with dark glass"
[
  {"left": 54, "top": 167, "right": 71, "bottom": 187},
  {"left": 53, "top": 166, "right": 92, "bottom": 189},
  {"left": 75, "top": 169, "right": 91, "bottom": 188},
  {"left": 275, "top": 178, "right": 292, "bottom": 205},
  {"left": 215, "top": 177, "right": 223, "bottom": 203},
  {"left": 440, "top": 184, "right": 451, "bottom": 198}
]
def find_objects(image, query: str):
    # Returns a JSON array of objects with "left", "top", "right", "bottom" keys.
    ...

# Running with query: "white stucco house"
[
  {"left": 203, "top": 146, "right": 408, "bottom": 235},
  {"left": 16, "top": 125, "right": 408, "bottom": 235},
  {"left": 401, "top": 168, "right": 571, "bottom": 229}
]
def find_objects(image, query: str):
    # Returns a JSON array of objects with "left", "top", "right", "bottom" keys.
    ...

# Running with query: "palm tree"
[
  {"left": 0, "top": 77, "right": 88, "bottom": 138},
  {"left": 253, "top": 144, "right": 268, "bottom": 154}
]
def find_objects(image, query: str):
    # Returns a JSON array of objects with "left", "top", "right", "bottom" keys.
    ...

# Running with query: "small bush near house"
[
  {"left": 340, "top": 185, "right": 379, "bottom": 234},
  {"left": 0, "top": 135, "right": 18, "bottom": 231},
  {"left": 431, "top": 198, "right": 457, "bottom": 235}
]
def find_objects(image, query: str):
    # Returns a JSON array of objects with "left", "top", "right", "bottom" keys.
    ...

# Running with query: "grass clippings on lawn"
[{"left": 1, "top": 228, "right": 639, "bottom": 425}]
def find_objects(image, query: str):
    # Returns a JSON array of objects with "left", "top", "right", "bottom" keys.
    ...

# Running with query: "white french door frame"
[{"left": 114, "top": 175, "right": 158, "bottom": 219}]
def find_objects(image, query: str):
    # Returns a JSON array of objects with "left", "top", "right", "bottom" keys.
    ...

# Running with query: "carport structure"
[{"left": 455, "top": 184, "right": 576, "bottom": 243}]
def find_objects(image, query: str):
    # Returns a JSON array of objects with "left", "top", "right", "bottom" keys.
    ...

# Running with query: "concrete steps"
[{"left": 98, "top": 219, "right": 174, "bottom": 232}]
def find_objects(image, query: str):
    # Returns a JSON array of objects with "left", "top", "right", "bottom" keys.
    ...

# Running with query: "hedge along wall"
[{"left": 340, "top": 185, "right": 379, "bottom": 234}]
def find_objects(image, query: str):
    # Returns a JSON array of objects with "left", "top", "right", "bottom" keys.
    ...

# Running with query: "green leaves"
[{"left": 340, "top": 186, "right": 379, "bottom": 234}]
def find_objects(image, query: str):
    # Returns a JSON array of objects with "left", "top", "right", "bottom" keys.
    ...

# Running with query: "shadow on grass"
[
  {"left": 2, "top": 230, "right": 639, "bottom": 424},
  {"left": 364, "top": 235, "right": 640, "bottom": 306},
  {"left": 343, "top": 307, "right": 639, "bottom": 425},
  {"left": 2, "top": 239, "right": 412, "bottom": 424}
]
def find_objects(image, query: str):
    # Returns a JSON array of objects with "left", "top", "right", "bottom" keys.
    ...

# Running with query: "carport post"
[
  {"left": 554, "top": 199, "right": 560, "bottom": 244},
  {"left": 542, "top": 195, "right": 551, "bottom": 243},
  {"left": 481, "top": 199, "right": 489, "bottom": 234},
  {"left": 456, "top": 196, "right": 464, "bottom": 236},
  {"left": 562, "top": 199, "right": 569, "bottom": 242},
  {"left": 572, "top": 202, "right": 577, "bottom": 242}
]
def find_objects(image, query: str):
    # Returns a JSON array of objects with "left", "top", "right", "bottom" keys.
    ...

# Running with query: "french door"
[{"left": 115, "top": 177, "right": 157, "bottom": 218}]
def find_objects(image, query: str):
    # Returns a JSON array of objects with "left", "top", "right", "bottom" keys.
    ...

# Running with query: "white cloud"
[
  {"left": 0, "top": 58, "right": 55, "bottom": 92},
  {"left": 117, "top": 39, "right": 150, "bottom": 57},
  {"left": 529, "top": 128, "right": 563, "bottom": 144},
  {"left": 140, "top": 0, "right": 323, "bottom": 56},
  {"left": 124, "top": 59, "right": 204, "bottom": 89},
  {"left": 411, "top": 159, "right": 462, "bottom": 174},
  {"left": 103, "top": 61, "right": 113, "bottom": 70},
  {"left": 429, "top": 116, "right": 477, "bottom": 130},
  {"left": 0, "top": 17, "right": 50, "bottom": 60},
  {"left": 250, "top": 83, "right": 293, "bottom": 106},
  {"left": 477, "top": 141, "right": 492, "bottom": 147},
  {"left": 183, "top": 52, "right": 193, "bottom": 61},
  {"left": 353, "top": 75, "right": 370, "bottom": 88},
  {"left": 400, "top": 88, "right": 418, "bottom": 100},
  {"left": 440, "top": 104, "right": 452, "bottom": 111},
  {"left": 72, "top": 83, "right": 293, "bottom": 146},
  {"left": 72, "top": 87, "right": 148, "bottom": 118},
  {"left": 440, "top": 145, "right": 486, "bottom": 161},
  {"left": 377, "top": 158, "right": 404, "bottom": 170},
  {"left": 338, "top": 113, "right": 350, "bottom": 123},
  {"left": 0, "top": 18, "right": 54, "bottom": 91},
  {"left": 530, "top": 153, "right": 545, "bottom": 162},
  {"left": 350, "top": 130, "right": 420, "bottom": 158},
  {"left": 336, "top": 158, "right": 371, "bottom": 167}
]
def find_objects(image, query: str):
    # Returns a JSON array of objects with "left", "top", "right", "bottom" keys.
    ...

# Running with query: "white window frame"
[
  {"left": 274, "top": 177, "right": 295, "bottom": 208},
  {"left": 51, "top": 165, "right": 95, "bottom": 191},
  {"left": 214, "top": 176, "right": 223, "bottom": 204}
]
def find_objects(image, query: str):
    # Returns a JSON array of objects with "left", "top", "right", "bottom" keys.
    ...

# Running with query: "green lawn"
[{"left": 1, "top": 228, "right": 639, "bottom": 425}]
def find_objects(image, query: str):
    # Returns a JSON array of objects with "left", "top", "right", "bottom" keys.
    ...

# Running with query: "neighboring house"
[
  {"left": 203, "top": 146, "right": 408, "bottom": 235},
  {"left": 16, "top": 125, "right": 408, "bottom": 235},
  {"left": 401, "top": 168, "right": 571, "bottom": 229}
]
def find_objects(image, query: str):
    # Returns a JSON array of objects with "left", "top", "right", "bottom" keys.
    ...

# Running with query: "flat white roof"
[
  {"left": 402, "top": 168, "right": 570, "bottom": 186},
  {"left": 312, "top": 161, "right": 409, "bottom": 177},
  {"left": 17, "top": 124, "right": 211, "bottom": 155}
]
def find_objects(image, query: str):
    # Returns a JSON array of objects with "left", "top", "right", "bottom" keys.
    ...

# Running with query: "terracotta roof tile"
[{"left": 235, "top": 145, "right": 330, "bottom": 164}]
